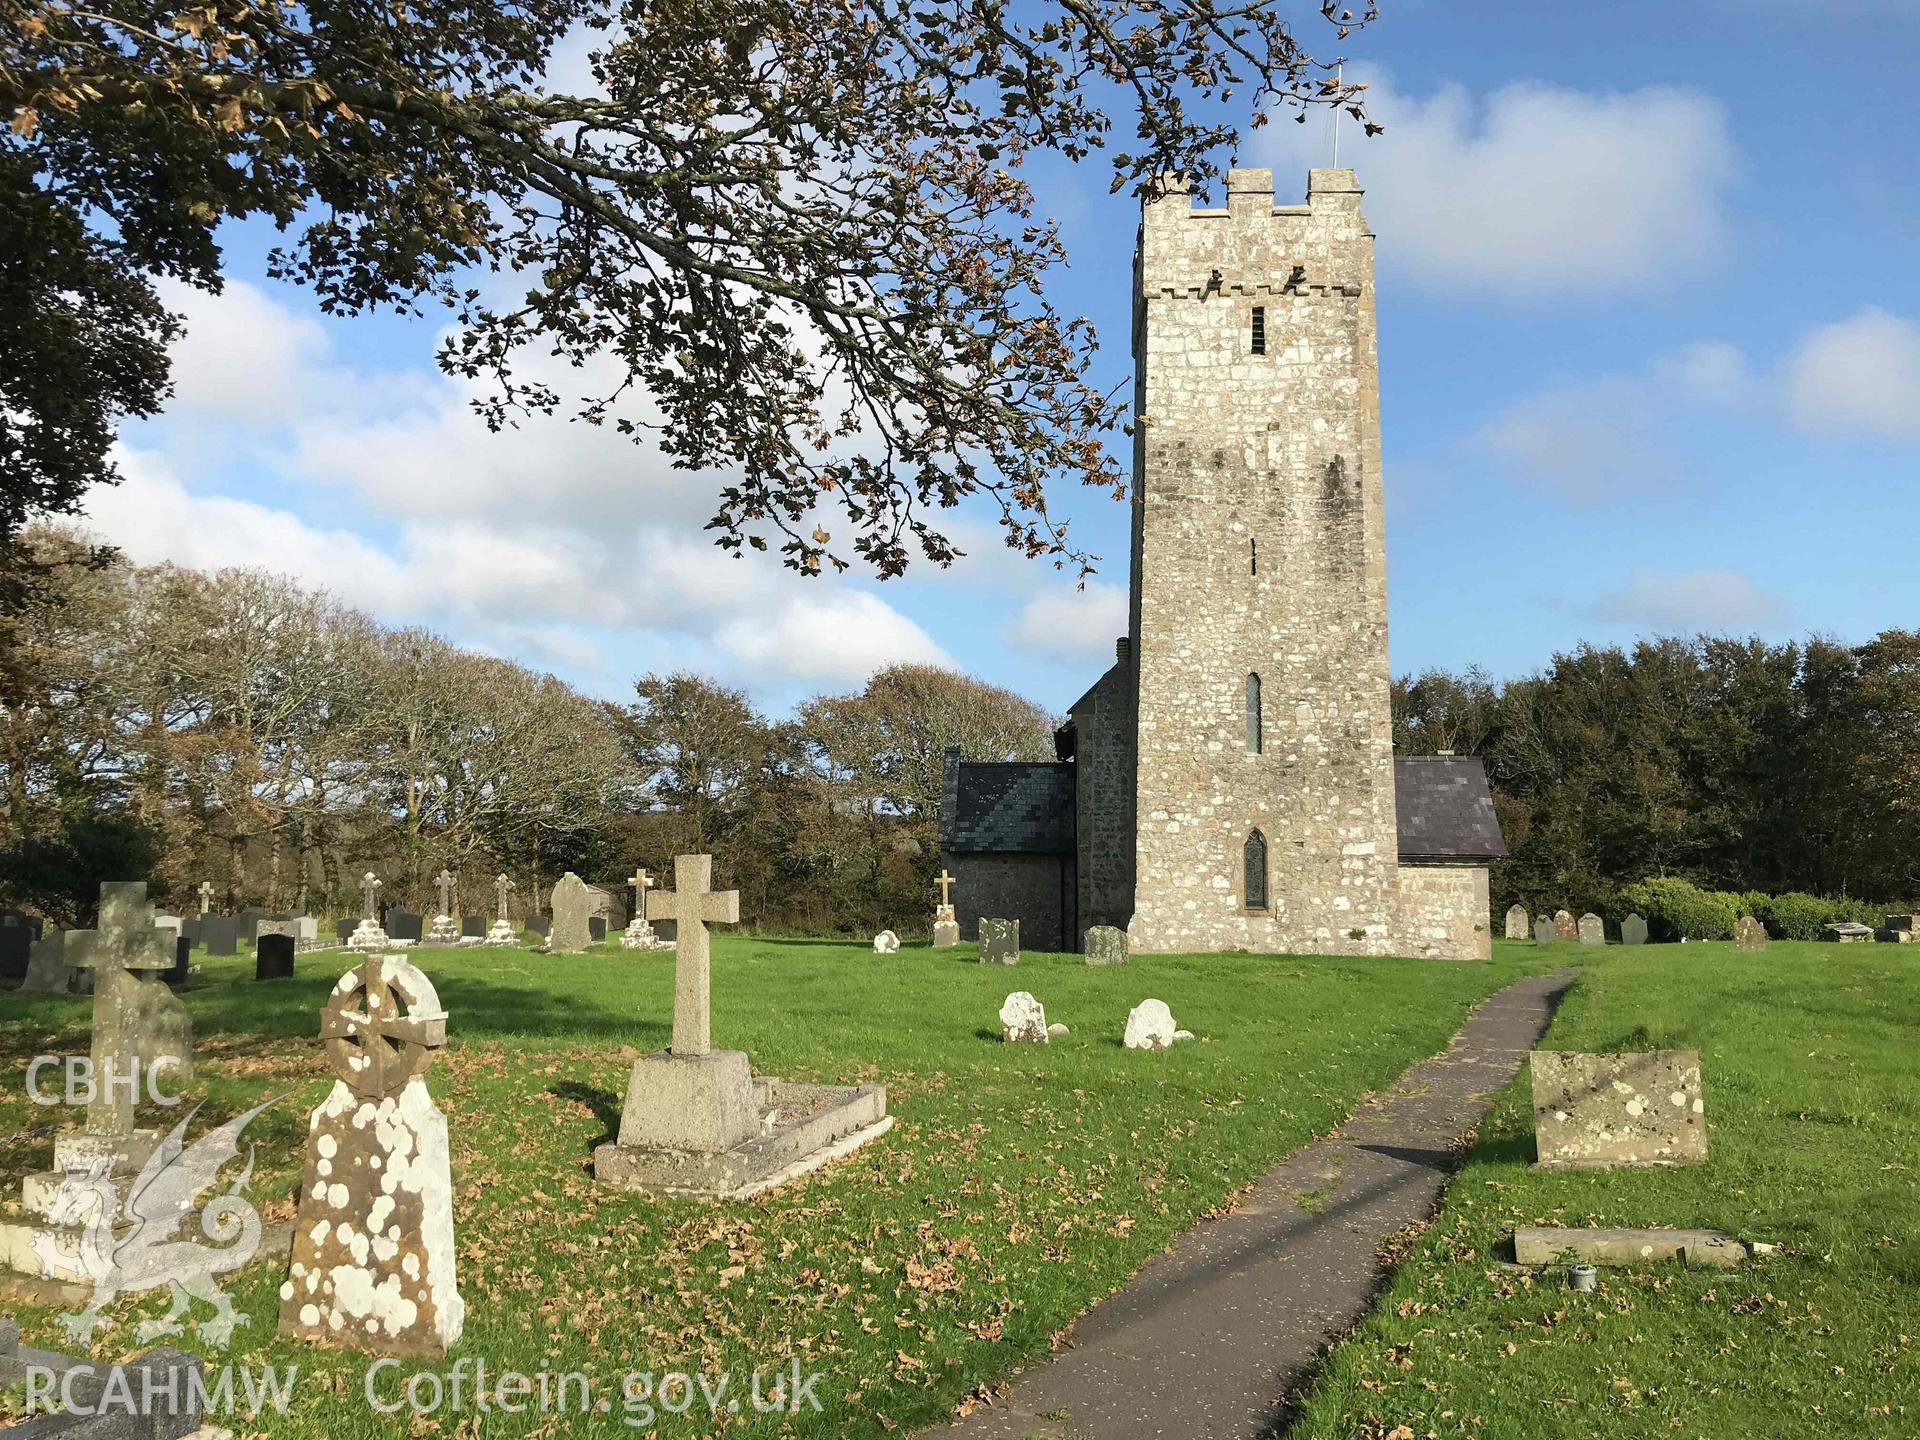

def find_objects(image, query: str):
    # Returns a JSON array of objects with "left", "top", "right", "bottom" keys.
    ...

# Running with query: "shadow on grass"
[{"left": 551, "top": 1080, "right": 622, "bottom": 1150}]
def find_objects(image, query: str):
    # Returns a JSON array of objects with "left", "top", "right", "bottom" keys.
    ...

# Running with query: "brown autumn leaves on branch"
[{"left": 2, "top": 0, "right": 1377, "bottom": 586}]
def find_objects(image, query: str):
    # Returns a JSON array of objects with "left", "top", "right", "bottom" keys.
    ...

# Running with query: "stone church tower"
[
  {"left": 939, "top": 168, "right": 1501, "bottom": 961},
  {"left": 1125, "top": 166, "right": 1400, "bottom": 954}
]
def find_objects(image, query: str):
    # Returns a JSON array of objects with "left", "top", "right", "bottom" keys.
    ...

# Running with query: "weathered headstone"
[
  {"left": 1553, "top": 910, "right": 1577, "bottom": 941},
  {"left": 1621, "top": 913, "right": 1649, "bottom": 947},
  {"left": 1734, "top": 915, "right": 1767, "bottom": 952},
  {"left": 348, "top": 872, "right": 390, "bottom": 952},
  {"left": 21, "top": 930, "right": 73, "bottom": 994},
  {"left": 980, "top": 917, "right": 1020, "bottom": 965},
  {"left": 1085, "top": 925, "right": 1129, "bottom": 966},
  {"left": 1578, "top": 913, "right": 1605, "bottom": 946},
  {"left": 1124, "top": 998, "right": 1178, "bottom": 1051},
  {"left": 1530, "top": 1049, "right": 1706, "bottom": 1168},
  {"left": 999, "top": 991, "right": 1048, "bottom": 1044},
  {"left": 385, "top": 907, "right": 423, "bottom": 944},
  {"left": 548, "top": 872, "right": 592, "bottom": 953},
  {"left": 932, "top": 869, "right": 960, "bottom": 949},
  {"left": 256, "top": 932, "right": 296, "bottom": 980},
  {"left": 279, "top": 955, "right": 462, "bottom": 1356},
  {"left": 1504, "top": 904, "right": 1530, "bottom": 941},
  {"left": 594, "top": 854, "right": 889, "bottom": 1197},
  {"left": 872, "top": 930, "right": 900, "bottom": 954},
  {"left": 1532, "top": 915, "right": 1557, "bottom": 945},
  {"left": 65, "top": 882, "right": 194, "bottom": 1147},
  {"left": 201, "top": 915, "right": 238, "bottom": 956}
]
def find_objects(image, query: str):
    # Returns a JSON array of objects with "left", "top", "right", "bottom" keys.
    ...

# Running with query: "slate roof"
[
  {"left": 940, "top": 760, "right": 1076, "bottom": 854},
  {"left": 1395, "top": 756, "right": 1507, "bottom": 862}
]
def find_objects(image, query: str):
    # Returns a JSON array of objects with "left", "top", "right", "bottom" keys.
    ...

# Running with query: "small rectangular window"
[{"left": 1250, "top": 306, "right": 1266, "bottom": 355}]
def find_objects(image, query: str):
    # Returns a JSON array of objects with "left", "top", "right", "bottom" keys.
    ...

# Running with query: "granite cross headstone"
[
  {"left": 651, "top": 855, "right": 742, "bottom": 1057},
  {"left": 65, "top": 882, "right": 192, "bottom": 1140}
]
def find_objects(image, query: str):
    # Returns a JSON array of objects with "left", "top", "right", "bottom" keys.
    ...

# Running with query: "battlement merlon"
[{"left": 1137, "top": 167, "right": 1372, "bottom": 298}]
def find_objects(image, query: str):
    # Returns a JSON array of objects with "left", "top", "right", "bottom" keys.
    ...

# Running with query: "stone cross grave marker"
[
  {"left": 282, "top": 955, "right": 462, "bottom": 1355},
  {"left": 65, "top": 883, "right": 191, "bottom": 1139},
  {"left": 495, "top": 873, "right": 513, "bottom": 921},
  {"left": 196, "top": 881, "right": 214, "bottom": 917},
  {"left": 651, "top": 855, "right": 741, "bottom": 1057},
  {"left": 360, "top": 872, "right": 381, "bottom": 920},
  {"left": 434, "top": 870, "right": 455, "bottom": 917},
  {"left": 1504, "top": 904, "right": 1529, "bottom": 941},
  {"left": 424, "top": 868, "right": 460, "bottom": 944},
  {"left": 630, "top": 867, "right": 654, "bottom": 922},
  {"left": 485, "top": 874, "right": 517, "bottom": 946},
  {"left": 936, "top": 870, "right": 955, "bottom": 909},
  {"left": 932, "top": 869, "right": 960, "bottom": 948}
]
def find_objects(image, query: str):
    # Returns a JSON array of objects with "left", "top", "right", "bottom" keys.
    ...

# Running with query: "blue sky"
[{"left": 91, "top": 0, "right": 1920, "bottom": 718}]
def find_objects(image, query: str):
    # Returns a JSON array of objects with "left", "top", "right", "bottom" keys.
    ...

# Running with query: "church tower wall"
[{"left": 1126, "top": 167, "right": 1401, "bottom": 955}]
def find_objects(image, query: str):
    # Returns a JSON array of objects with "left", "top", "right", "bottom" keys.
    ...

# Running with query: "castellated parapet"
[{"left": 1126, "top": 167, "right": 1401, "bottom": 955}]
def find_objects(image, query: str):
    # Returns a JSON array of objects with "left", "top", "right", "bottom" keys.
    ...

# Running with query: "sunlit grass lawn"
[
  {"left": 2, "top": 935, "right": 1549, "bottom": 1436},
  {"left": 1289, "top": 939, "right": 1920, "bottom": 1440}
]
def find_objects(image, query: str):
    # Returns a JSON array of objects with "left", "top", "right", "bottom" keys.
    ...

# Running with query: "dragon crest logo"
[{"left": 34, "top": 1099, "right": 276, "bottom": 1347}]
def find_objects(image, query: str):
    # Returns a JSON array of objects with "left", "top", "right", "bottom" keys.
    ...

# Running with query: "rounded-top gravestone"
[
  {"left": 872, "top": 930, "right": 900, "bottom": 954},
  {"left": 1553, "top": 910, "right": 1578, "bottom": 941},
  {"left": 1577, "top": 913, "right": 1605, "bottom": 946},
  {"left": 1621, "top": 913, "right": 1648, "bottom": 947},
  {"left": 256, "top": 932, "right": 296, "bottom": 981},
  {"left": 999, "top": 991, "right": 1047, "bottom": 1044},
  {"left": 1504, "top": 904, "right": 1530, "bottom": 941},
  {"left": 1533, "top": 915, "right": 1557, "bottom": 945},
  {"left": 1735, "top": 915, "right": 1768, "bottom": 952},
  {"left": 1123, "top": 998, "right": 1178, "bottom": 1051}
]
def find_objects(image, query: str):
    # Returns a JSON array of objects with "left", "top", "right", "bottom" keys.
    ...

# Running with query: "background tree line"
[
  {"left": 1394, "top": 633, "right": 1920, "bottom": 922},
  {"left": 0, "top": 528, "right": 1053, "bottom": 930}
]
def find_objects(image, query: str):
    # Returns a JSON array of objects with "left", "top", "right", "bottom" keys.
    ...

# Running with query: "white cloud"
[
  {"left": 1008, "top": 581, "right": 1127, "bottom": 661},
  {"left": 1477, "top": 340, "right": 1751, "bottom": 504},
  {"left": 1258, "top": 74, "right": 1737, "bottom": 296},
  {"left": 1589, "top": 569, "right": 1788, "bottom": 632},
  {"left": 714, "top": 592, "right": 951, "bottom": 687},
  {"left": 1784, "top": 309, "right": 1920, "bottom": 440},
  {"left": 157, "top": 278, "right": 330, "bottom": 423}
]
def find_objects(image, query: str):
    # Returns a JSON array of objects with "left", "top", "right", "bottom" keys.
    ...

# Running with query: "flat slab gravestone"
[
  {"left": 335, "top": 917, "right": 358, "bottom": 943},
  {"left": 1530, "top": 1049, "right": 1706, "bottom": 1168},
  {"left": 1504, "top": 905, "right": 1529, "bottom": 941},
  {"left": 1085, "top": 925, "right": 1129, "bottom": 966},
  {"left": 548, "top": 873, "right": 592, "bottom": 953},
  {"left": 200, "top": 915, "right": 238, "bottom": 956},
  {"left": 980, "top": 917, "right": 1020, "bottom": 965},
  {"left": 1511, "top": 1226, "right": 1747, "bottom": 1269},
  {"left": 999, "top": 991, "right": 1048, "bottom": 1044},
  {"left": 1532, "top": 915, "right": 1557, "bottom": 945},
  {"left": 279, "top": 955, "right": 462, "bottom": 1356},
  {"left": 593, "top": 854, "right": 890, "bottom": 1199},
  {"left": 1621, "top": 913, "right": 1649, "bottom": 946},
  {"left": 385, "top": 907, "right": 424, "bottom": 943},
  {"left": 1734, "top": 915, "right": 1767, "bottom": 951},
  {"left": 461, "top": 914, "right": 485, "bottom": 937},
  {"left": 1826, "top": 921, "right": 1874, "bottom": 943},
  {"left": 1578, "top": 913, "right": 1605, "bottom": 946},
  {"left": 256, "top": 933, "right": 296, "bottom": 981},
  {"left": 1553, "top": 910, "right": 1578, "bottom": 941}
]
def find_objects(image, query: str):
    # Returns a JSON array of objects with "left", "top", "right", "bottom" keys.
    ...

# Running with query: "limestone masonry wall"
[
  {"left": 1072, "top": 648, "right": 1137, "bottom": 941},
  {"left": 1126, "top": 168, "right": 1401, "bottom": 955},
  {"left": 1395, "top": 865, "right": 1491, "bottom": 961}
]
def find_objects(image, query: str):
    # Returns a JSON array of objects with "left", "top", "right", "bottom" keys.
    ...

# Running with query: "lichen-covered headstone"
[
  {"left": 66, "top": 883, "right": 193, "bottom": 1142},
  {"left": 1553, "top": 910, "right": 1578, "bottom": 941},
  {"left": 1735, "top": 916, "right": 1767, "bottom": 952},
  {"left": 21, "top": 930, "right": 73, "bottom": 994},
  {"left": 999, "top": 991, "right": 1047, "bottom": 1044},
  {"left": 548, "top": 872, "right": 592, "bottom": 954},
  {"left": 1123, "top": 999, "right": 1178, "bottom": 1051},
  {"left": 979, "top": 918, "right": 1019, "bottom": 965},
  {"left": 872, "top": 930, "right": 900, "bottom": 954},
  {"left": 1577, "top": 913, "right": 1605, "bottom": 946},
  {"left": 1504, "top": 905, "right": 1529, "bottom": 941},
  {"left": 1084, "top": 926, "right": 1129, "bottom": 966},
  {"left": 1530, "top": 1049, "right": 1706, "bottom": 1168},
  {"left": 347, "top": 872, "right": 389, "bottom": 952},
  {"left": 1532, "top": 915, "right": 1557, "bottom": 945},
  {"left": 1621, "top": 913, "right": 1648, "bottom": 946},
  {"left": 279, "top": 955, "right": 462, "bottom": 1356}
]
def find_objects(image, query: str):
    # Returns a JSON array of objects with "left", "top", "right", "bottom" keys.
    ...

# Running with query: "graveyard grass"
[
  {"left": 2, "top": 937, "right": 1550, "bottom": 1436},
  {"left": 1289, "top": 939, "right": 1920, "bottom": 1440}
]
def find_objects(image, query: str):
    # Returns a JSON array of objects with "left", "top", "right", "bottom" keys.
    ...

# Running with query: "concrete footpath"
[{"left": 920, "top": 967, "right": 1577, "bottom": 1440}]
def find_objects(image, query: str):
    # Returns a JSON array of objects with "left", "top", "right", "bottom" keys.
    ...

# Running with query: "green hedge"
[{"left": 1612, "top": 878, "right": 1893, "bottom": 943}]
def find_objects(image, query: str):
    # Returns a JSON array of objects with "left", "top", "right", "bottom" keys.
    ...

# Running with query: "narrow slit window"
[
  {"left": 1250, "top": 306, "right": 1266, "bottom": 355},
  {"left": 1245, "top": 830, "right": 1269, "bottom": 911},
  {"left": 1249, "top": 537, "right": 1257, "bottom": 575},
  {"left": 1245, "top": 672, "right": 1262, "bottom": 754}
]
